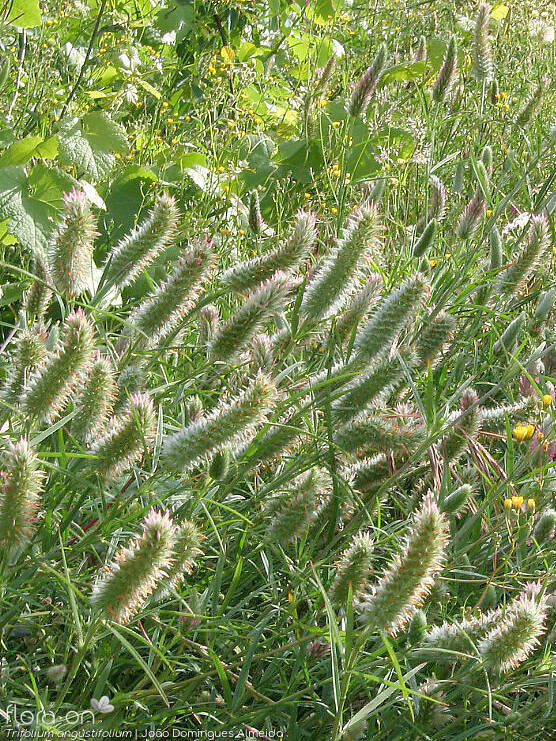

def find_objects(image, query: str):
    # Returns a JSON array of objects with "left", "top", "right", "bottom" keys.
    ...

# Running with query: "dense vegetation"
[{"left": 0, "top": 0, "right": 554, "bottom": 738}]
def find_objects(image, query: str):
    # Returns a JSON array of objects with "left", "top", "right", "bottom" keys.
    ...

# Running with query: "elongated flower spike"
[
  {"left": 498, "top": 214, "right": 550, "bottom": 295},
  {"left": 198, "top": 304, "right": 220, "bottom": 347},
  {"left": 493, "top": 312, "right": 525, "bottom": 354},
  {"left": 413, "top": 219, "right": 437, "bottom": 257},
  {"left": 432, "top": 36, "right": 458, "bottom": 102},
  {"left": 330, "top": 531, "right": 374, "bottom": 604},
  {"left": 335, "top": 413, "right": 421, "bottom": 458},
  {"left": 1, "top": 325, "right": 48, "bottom": 407},
  {"left": 416, "top": 310, "right": 456, "bottom": 366},
  {"left": 534, "top": 509, "right": 556, "bottom": 542},
  {"left": 353, "top": 274, "right": 426, "bottom": 363},
  {"left": 348, "top": 43, "right": 387, "bottom": 118},
  {"left": 24, "top": 256, "right": 52, "bottom": 321},
  {"left": 441, "top": 389, "right": 481, "bottom": 462},
  {"left": 516, "top": 78, "right": 546, "bottom": 128},
  {"left": 334, "top": 273, "right": 384, "bottom": 343},
  {"left": 209, "top": 272, "right": 293, "bottom": 364},
  {"left": 301, "top": 203, "right": 382, "bottom": 322},
  {"left": 419, "top": 608, "right": 503, "bottom": 659},
  {"left": 248, "top": 190, "right": 264, "bottom": 235},
  {"left": 456, "top": 190, "right": 485, "bottom": 240},
  {"left": 489, "top": 225, "right": 503, "bottom": 269},
  {"left": 72, "top": 355, "right": 117, "bottom": 443},
  {"left": 91, "top": 392, "right": 156, "bottom": 481},
  {"left": 332, "top": 354, "right": 415, "bottom": 424},
  {"left": 479, "top": 582, "right": 548, "bottom": 673},
  {"left": 249, "top": 334, "right": 274, "bottom": 373},
  {"left": 414, "top": 35, "right": 427, "bottom": 62},
  {"left": 222, "top": 210, "right": 317, "bottom": 293},
  {"left": 264, "top": 468, "right": 331, "bottom": 544},
  {"left": 0, "top": 439, "right": 44, "bottom": 547},
  {"left": 341, "top": 452, "right": 391, "bottom": 494},
  {"left": 357, "top": 493, "right": 449, "bottom": 635},
  {"left": 106, "top": 193, "right": 179, "bottom": 287},
  {"left": 314, "top": 54, "right": 337, "bottom": 99},
  {"left": 162, "top": 372, "right": 277, "bottom": 472},
  {"left": 473, "top": 3, "right": 494, "bottom": 82},
  {"left": 23, "top": 309, "right": 95, "bottom": 424},
  {"left": 429, "top": 176, "right": 447, "bottom": 221},
  {"left": 90, "top": 509, "right": 176, "bottom": 623},
  {"left": 130, "top": 242, "right": 215, "bottom": 344},
  {"left": 152, "top": 520, "right": 203, "bottom": 601},
  {"left": 479, "top": 398, "right": 532, "bottom": 433},
  {"left": 49, "top": 189, "right": 98, "bottom": 298}
]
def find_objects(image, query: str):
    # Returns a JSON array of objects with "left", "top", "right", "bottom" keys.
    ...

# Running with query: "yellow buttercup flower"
[
  {"left": 542, "top": 394, "right": 553, "bottom": 406},
  {"left": 527, "top": 498, "right": 536, "bottom": 511},
  {"left": 504, "top": 498, "right": 513, "bottom": 510},
  {"left": 513, "top": 423, "right": 535, "bottom": 441},
  {"left": 512, "top": 496, "right": 524, "bottom": 509}
]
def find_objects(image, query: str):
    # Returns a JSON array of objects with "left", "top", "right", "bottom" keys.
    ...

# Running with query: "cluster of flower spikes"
[{"left": 0, "top": 103, "right": 552, "bottom": 679}]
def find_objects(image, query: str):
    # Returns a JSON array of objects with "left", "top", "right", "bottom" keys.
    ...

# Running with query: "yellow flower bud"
[
  {"left": 504, "top": 498, "right": 513, "bottom": 510},
  {"left": 542, "top": 394, "right": 553, "bottom": 406},
  {"left": 527, "top": 498, "right": 536, "bottom": 511},
  {"left": 512, "top": 495, "right": 524, "bottom": 509}
]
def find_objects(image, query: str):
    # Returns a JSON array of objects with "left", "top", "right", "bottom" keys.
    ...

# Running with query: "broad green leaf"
[
  {"left": 0, "top": 218, "right": 17, "bottom": 245},
  {"left": 157, "top": 1, "right": 194, "bottom": 43},
  {"left": 381, "top": 61, "right": 427, "bottom": 84},
  {"left": 58, "top": 113, "right": 128, "bottom": 181},
  {"left": 6, "top": 0, "right": 41, "bottom": 28},
  {"left": 0, "top": 136, "right": 56, "bottom": 167},
  {"left": 180, "top": 152, "right": 211, "bottom": 190},
  {"left": 0, "top": 165, "right": 75, "bottom": 254},
  {"left": 491, "top": 4, "right": 509, "bottom": 20},
  {"left": 306, "top": 0, "right": 344, "bottom": 26}
]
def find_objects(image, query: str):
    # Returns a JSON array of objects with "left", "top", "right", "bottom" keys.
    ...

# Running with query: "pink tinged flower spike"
[
  {"left": 105, "top": 193, "right": 179, "bottom": 288},
  {"left": 498, "top": 214, "right": 550, "bottom": 296},
  {"left": 49, "top": 189, "right": 98, "bottom": 298},
  {"left": 0, "top": 439, "right": 45, "bottom": 547},
  {"left": 456, "top": 190, "right": 485, "bottom": 240},
  {"left": 348, "top": 43, "right": 388, "bottom": 118},
  {"left": 129, "top": 242, "right": 215, "bottom": 345},
  {"left": 198, "top": 304, "right": 220, "bottom": 348},
  {"left": 357, "top": 493, "right": 449, "bottom": 635},
  {"left": 71, "top": 355, "right": 117, "bottom": 443},
  {"left": 161, "top": 372, "right": 278, "bottom": 473},
  {"left": 432, "top": 35, "right": 458, "bottom": 102},
  {"left": 478, "top": 582, "right": 549, "bottom": 673},
  {"left": 90, "top": 392, "right": 156, "bottom": 481},
  {"left": 414, "top": 35, "right": 427, "bottom": 62},
  {"left": 22, "top": 309, "right": 95, "bottom": 424},
  {"left": 90, "top": 509, "right": 176, "bottom": 623},
  {"left": 473, "top": 3, "right": 494, "bottom": 82}
]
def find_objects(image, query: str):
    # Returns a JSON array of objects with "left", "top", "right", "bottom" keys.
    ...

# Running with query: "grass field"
[{"left": 0, "top": 0, "right": 555, "bottom": 738}]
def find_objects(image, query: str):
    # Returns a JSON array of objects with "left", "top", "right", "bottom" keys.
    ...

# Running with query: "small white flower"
[
  {"left": 502, "top": 212, "right": 531, "bottom": 234},
  {"left": 90, "top": 696, "right": 114, "bottom": 714},
  {"left": 529, "top": 19, "right": 555, "bottom": 44},
  {"left": 455, "top": 14, "right": 474, "bottom": 32}
]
